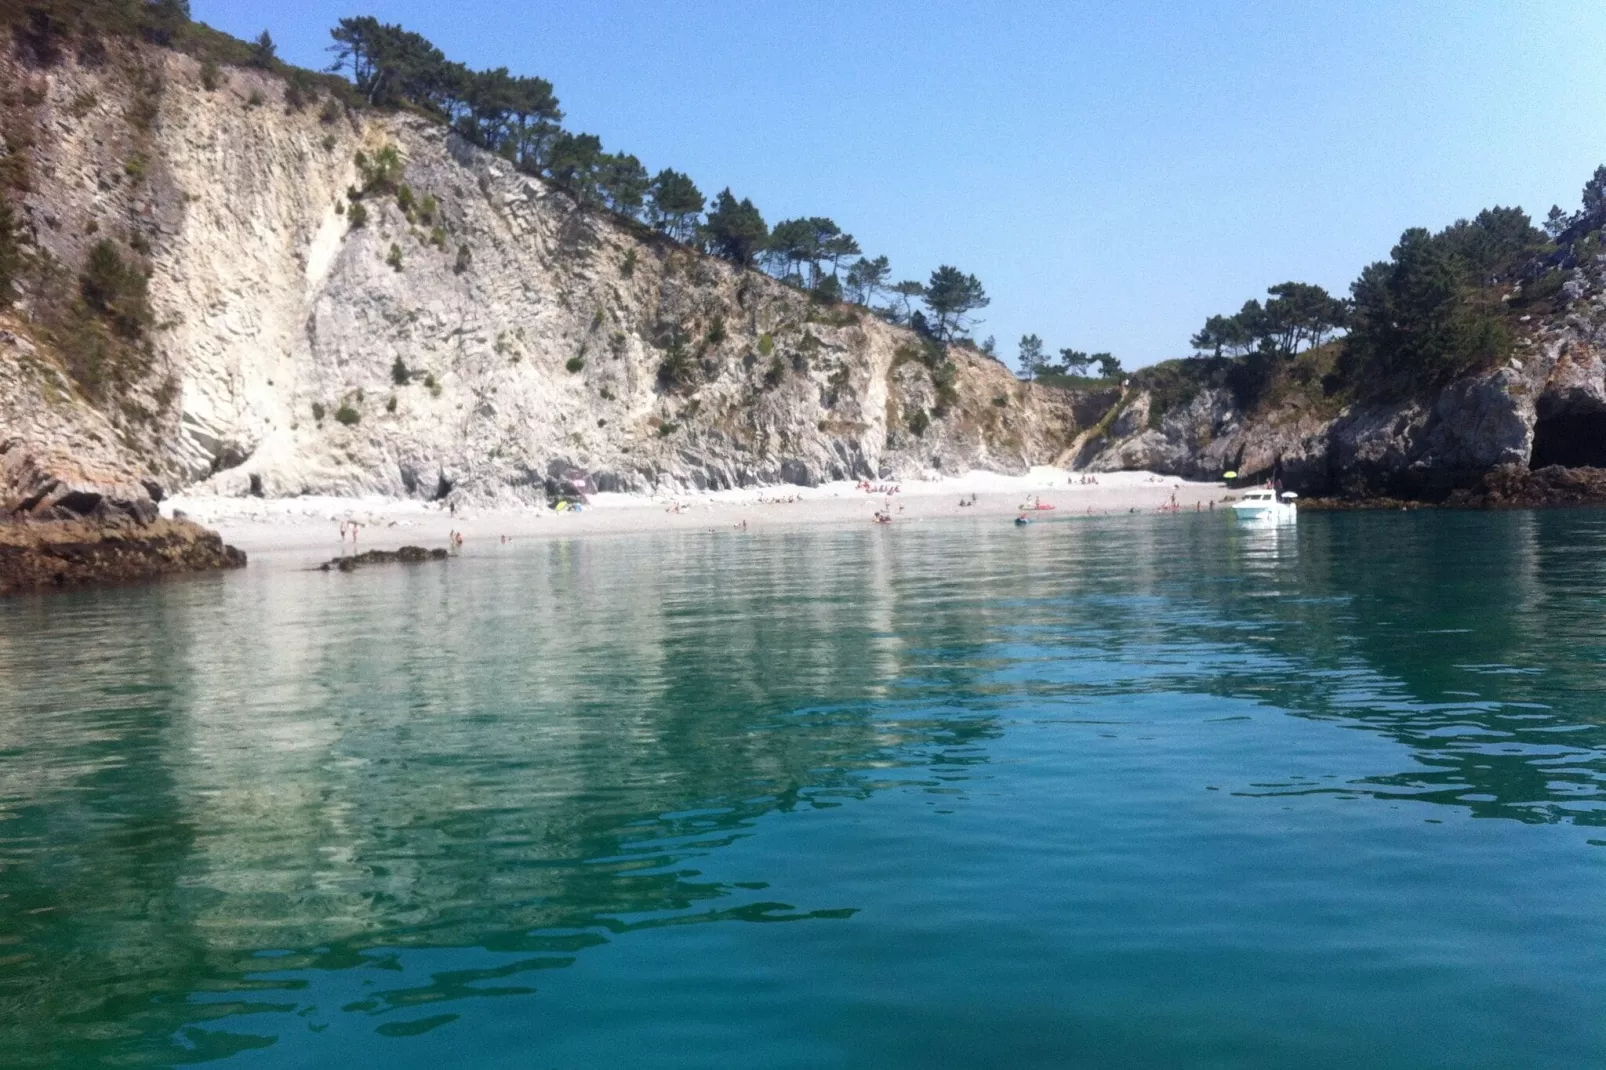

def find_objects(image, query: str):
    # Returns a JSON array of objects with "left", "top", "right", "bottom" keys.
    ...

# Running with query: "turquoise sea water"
[{"left": 1, "top": 510, "right": 1604, "bottom": 1067}]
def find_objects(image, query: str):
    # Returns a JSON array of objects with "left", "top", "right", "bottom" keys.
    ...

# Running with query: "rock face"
[
  {"left": 0, "top": 47, "right": 1085, "bottom": 510},
  {"left": 0, "top": 515, "right": 246, "bottom": 596},
  {"left": 0, "top": 329, "right": 166, "bottom": 521},
  {"left": 1078, "top": 255, "right": 1606, "bottom": 499}
]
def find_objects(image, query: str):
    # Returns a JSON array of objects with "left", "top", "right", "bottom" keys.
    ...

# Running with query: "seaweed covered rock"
[{"left": 318, "top": 546, "right": 449, "bottom": 571}]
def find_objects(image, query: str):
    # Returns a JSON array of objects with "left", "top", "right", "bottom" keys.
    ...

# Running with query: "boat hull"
[{"left": 1230, "top": 503, "right": 1297, "bottom": 524}]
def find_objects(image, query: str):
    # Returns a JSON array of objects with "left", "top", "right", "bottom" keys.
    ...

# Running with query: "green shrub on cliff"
[
  {"left": 79, "top": 240, "right": 151, "bottom": 338},
  {"left": 0, "top": 198, "right": 20, "bottom": 309},
  {"left": 656, "top": 333, "right": 698, "bottom": 393},
  {"left": 335, "top": 404, "right": 360, "bottom": 425},
  {"left": 356, "top": 146, "right": 404, "bottom": 197}
]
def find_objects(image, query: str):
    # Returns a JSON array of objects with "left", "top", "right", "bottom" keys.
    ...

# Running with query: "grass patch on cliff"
[{"left": 35, "top": 239, "right": 159, "bottom": 404}]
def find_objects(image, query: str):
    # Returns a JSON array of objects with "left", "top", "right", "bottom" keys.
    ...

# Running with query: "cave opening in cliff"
[{"left": 1530, "top": 412, "right": 1606, "bottom": 469}]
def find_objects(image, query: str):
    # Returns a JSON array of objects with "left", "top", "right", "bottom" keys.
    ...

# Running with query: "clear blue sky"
[{"left": 195, "top": 1, "right": 1606, "bottom": 370}]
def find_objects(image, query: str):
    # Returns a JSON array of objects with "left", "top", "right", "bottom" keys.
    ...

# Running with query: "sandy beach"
[{"left": 163, "top": 468, "right": 1231, "bottom": 569}]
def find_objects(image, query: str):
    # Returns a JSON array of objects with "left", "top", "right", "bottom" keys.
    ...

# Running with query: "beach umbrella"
[{"left": 1223, "top": 470, "right": 1237, "bottom": 479}]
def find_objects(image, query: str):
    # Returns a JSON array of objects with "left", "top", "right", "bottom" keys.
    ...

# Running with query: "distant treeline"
[
  {"left": 1, "top": 1, "right": 997, "bottom": 347},
  {"left": 320, "top": 15, "right": 994, "bottom": 342},
  {"left": 1179, "top": 169, "right": 1606, "bottom": 397}
]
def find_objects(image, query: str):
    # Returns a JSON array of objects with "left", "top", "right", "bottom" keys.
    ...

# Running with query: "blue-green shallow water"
[{"left": 2, "top": 511, "right": 1605, "bottom": 1068}]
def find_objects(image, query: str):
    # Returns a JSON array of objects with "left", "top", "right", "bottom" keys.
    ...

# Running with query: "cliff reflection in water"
[
  {"left": 2, "top": 511, "right": 1605, "bottom": 1062},
  {"left": 0, "top": 529, "right": 1009, "bottom": 1052}
]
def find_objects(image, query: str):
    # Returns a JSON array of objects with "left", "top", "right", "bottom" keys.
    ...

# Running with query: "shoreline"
[{"left": 163, "top": 468, "right": 1229, "bottom": 570}]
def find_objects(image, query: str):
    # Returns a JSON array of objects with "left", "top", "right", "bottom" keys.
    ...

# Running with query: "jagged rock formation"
[
  {"left": 1076, "top": 255, "right": 1606, "bottom": 500},
  {"left": 0, "top": 44, "right": 1086, "bottom": 511}
]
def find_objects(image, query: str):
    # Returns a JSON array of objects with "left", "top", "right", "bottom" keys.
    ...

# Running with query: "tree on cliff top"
[
  {"left": 845, "top": 255, "right": 890, "bottom": 307},
  {"left": 598, "top": 153, "right": 649, "bottom": 217},
  {"left": 545, "top": 132, "right": 603, "bottom": 204},
  {"left": 924, "top": 266, "right": 989, "bottom": 342},
  {"left": 249, "top": 30, "right": 276, "bottom": 68},
  {"left": 1190, "top": 283, "right": 1346, "bottom": 360},
  {"left": 1017, "top": 334, "right": 1044, "bottom": 380},
  {"left": 647, "top": 169, "right": 704, "bottom": 242},
  {"left": 704, "top": 190, "right": 768, "bottom": 267}
]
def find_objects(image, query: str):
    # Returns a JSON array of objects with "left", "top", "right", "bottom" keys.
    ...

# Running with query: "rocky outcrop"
[
  {"left": 0, "top": 321, "right": 244, "bottom": 595},
  {"left": 1077, "top": 255, "right": 1606, "bottom": 500},
  {"left": 0, "top": 515, "right": 246, "bottom": 596},
  {"left": 0, "top": 326, "right": 167, "bottom": 521},
  {"left": 0, "top": 46, "right": 1086, "bottom": 511}
]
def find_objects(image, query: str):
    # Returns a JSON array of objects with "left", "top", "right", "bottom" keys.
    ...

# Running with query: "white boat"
[{"left": 1230, "top": 487, "right": 1298, "bottom": 523}]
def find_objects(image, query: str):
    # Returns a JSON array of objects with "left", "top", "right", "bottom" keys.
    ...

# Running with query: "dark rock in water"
[
  {"left": 0, "top": 517, "right": 247, "bottom": 596},
  {"left": 318, "top": 546, "right": 450, "bottom": 572},
  {"left": 1446, "top": 464, "right": 1606, "bottom": 508}
]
